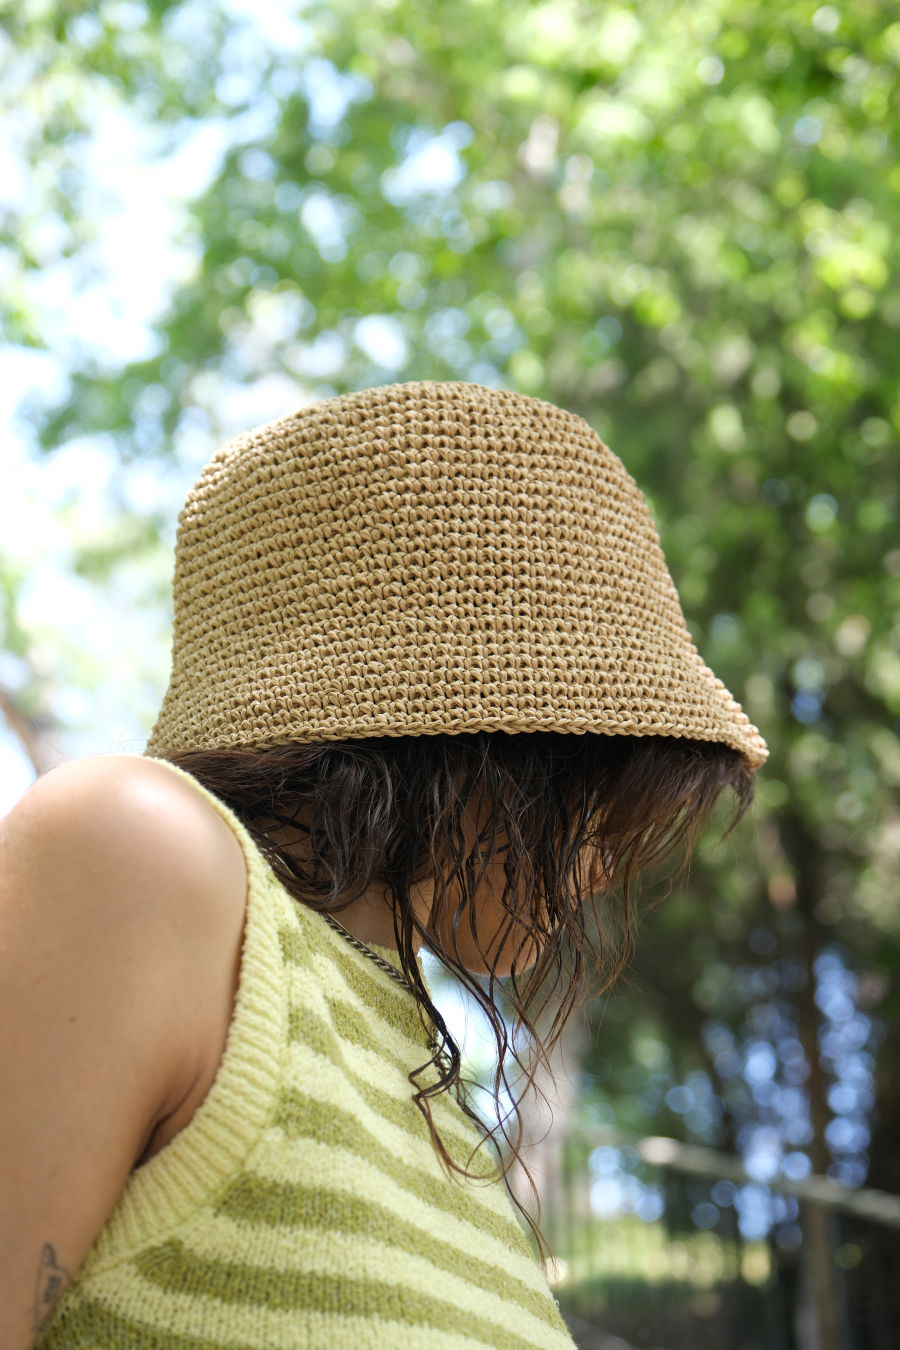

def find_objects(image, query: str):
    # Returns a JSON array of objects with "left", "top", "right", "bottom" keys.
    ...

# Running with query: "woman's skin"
[{"left": 0, "top": 755, "right": 520, "bottom": 1349}]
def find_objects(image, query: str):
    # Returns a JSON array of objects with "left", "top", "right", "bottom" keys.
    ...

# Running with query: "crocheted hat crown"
[{"left": 147, "top": 381, "right": 766, "bottom": 766}]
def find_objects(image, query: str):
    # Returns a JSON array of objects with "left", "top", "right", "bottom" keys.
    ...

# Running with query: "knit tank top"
[{"left": 38, "top": 762, "right": 574, "bottom": 1350}]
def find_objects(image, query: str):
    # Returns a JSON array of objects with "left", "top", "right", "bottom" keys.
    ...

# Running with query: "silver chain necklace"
[
  {"left": 257, "top": 841, "right": 418, "bottom": 996},
  {"left": 321, "top": 912, "right": 443, "bottom": 1056},
  {"left": 260, "top": 844, "right": 432, "bottom": 1017},
  {"left": 322, "top": 911, "right": 416, "bottom": 993}
]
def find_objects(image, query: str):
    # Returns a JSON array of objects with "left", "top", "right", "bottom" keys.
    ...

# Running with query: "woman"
[{"left": 0, "top": 381, "right": 766, "bottom": 1350}]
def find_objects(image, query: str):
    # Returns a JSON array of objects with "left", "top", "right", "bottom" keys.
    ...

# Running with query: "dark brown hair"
[{"left": 163, "top": 732, "right": 751, "bottom": 1222}]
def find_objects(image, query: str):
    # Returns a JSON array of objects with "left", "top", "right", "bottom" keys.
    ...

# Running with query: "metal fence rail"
[
  {"left": 546, "top": 1133, "right": 900, "bottom": 1350},
  {"left": 634, "top": 1135, "right": 900, "bottom": 1228}
]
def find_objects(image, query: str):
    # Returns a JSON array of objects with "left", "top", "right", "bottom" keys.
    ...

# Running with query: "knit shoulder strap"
[{"left": 77, "top": 756, "right": 290, "bottom": 1275}]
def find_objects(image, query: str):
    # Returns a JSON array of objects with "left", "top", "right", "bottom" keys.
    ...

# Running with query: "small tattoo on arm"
[{"left": 31, "top": 1243, "right": 70, "bottom": 1333}]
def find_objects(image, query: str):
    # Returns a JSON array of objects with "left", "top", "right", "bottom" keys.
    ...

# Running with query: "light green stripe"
[
  {"left": 281, "top": 912, "right": 433, "bottom": 1058},
  {"left": 280, "top": 910, "right": 421, "bottom": 1050},
  {"left": 314, "top": 930, "right": 429, "bottom": 1047},
  {"left": 285, "top": 913, "right": 497, "bottom": 1177},
  {"left": 215, "top": 1174, "right": 555, "bottom": 1322},
  {"left": 327, "top": 994, "right": 426, "bottom": 1063},
  {"left": 134, "top": 1240, "right": 565, "bottom": 1350},
  {"left": 273, "top": 1089, "right": 528, "bottom": 1253},
  {"left": 38, "top": 1296, "right": 225, "bottom": 1350},
  {"left": 288, "top": 1001, "right": 496, "bottom": 1176}
]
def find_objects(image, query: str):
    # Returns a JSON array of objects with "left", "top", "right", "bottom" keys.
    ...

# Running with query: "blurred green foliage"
[{"left": 3, "top": 0, "right": 900, "bottom": 1187}]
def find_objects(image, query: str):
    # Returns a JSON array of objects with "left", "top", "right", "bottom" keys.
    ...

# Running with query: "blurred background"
[{"left": 2, "top": 0, "right": 900, "bottom": 1345}]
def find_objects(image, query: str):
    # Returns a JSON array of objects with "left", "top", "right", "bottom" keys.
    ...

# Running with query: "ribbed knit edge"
[{"left": 75, "top": 756, "right": 286, "bottom": 1275}]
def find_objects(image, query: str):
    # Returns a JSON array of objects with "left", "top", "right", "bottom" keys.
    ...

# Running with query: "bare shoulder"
[
  {"left": 0, "top": 758, "right": 248, "bottom": 1349},
  {"left": 0, "top": 755, "right": 246, "bottom": 933}
]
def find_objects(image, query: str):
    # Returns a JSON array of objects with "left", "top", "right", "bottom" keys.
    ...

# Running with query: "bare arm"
[{"left": 0, "top": 757, "right": 246, "bottom": 1348}]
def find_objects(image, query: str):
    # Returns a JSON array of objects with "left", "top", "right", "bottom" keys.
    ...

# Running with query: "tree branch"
[{"left": 0, "top": 686, "right": 51, "bottom": 776}]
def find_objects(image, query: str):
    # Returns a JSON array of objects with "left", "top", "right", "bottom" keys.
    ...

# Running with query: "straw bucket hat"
[{"left": 147, "top": 381, "right": 766, "bottom": 767}]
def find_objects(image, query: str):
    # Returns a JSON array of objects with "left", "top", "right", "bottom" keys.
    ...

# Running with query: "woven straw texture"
[{"left": 148, "top": 381, "right": 767, "bottom": 767}]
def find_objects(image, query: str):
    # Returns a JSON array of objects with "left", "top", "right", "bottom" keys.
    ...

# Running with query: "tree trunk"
[
  {"left": 795, "top": 1203, "right": 841, "bottom": 1350},
  {"left": 780, "top": 813, "right": 829, "bottom": 1174}
]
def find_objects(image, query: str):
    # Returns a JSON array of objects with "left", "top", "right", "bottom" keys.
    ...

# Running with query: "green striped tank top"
[{"left": 39, "top": 763, "right": 575, "bottom": 1350}]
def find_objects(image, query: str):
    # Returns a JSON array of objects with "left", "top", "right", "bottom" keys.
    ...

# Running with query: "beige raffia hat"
[{"left": 147, "top": 381, "right": 766, "bottom": 766}]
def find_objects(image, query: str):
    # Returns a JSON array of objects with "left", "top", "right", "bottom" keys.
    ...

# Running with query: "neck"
[
  {"left": 330, "top": 885, "right": 423, "bottom": 954},
  {"left": 264, "top": 822, "right": 429, "bottom": 952}
]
